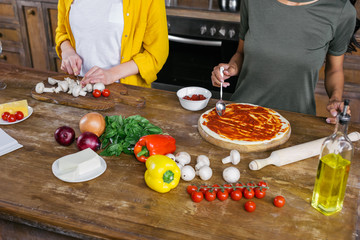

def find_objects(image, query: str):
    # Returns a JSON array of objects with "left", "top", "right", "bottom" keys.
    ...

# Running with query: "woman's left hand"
[
  {"left": 326, "top": 99, "right": 351, "bottom": 124},
  {"left": 80, "top": 66, "right": 114, "bottom": 86}
]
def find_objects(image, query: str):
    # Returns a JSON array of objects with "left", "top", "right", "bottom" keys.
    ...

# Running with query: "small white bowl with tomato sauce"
[{"left": 177, "top": 86, "right": 212, "bottom": 111}]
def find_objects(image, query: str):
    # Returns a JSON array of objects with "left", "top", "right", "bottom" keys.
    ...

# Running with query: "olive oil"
[
  {"left": 311, "top": 100, "right": 354, "bottom": 216},
  {"left": 311, "top": 153, "right": 351, "bottom": 215}
]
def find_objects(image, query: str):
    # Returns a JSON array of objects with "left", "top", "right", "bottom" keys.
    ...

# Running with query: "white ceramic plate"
[
  {"left": 52, "top": 156, "right": 107, "bottom": 183},
  {"left": 0, "top": 106, "right": 33, "bottom": 125}
]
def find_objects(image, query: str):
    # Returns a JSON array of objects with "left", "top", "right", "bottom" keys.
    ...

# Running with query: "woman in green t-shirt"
[{"left": 211, "top": 0, "right": 359, "bottom": 123}]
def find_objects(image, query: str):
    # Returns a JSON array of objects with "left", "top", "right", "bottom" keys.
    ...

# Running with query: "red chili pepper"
[{"left": 134, "top": 134, "right": 176, "bottom": 162}]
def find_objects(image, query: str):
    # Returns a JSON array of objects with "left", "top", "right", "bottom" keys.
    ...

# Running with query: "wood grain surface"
[
  {"left": 31, "top": 75, "right": 145, "bottom": 110},
  {"left": 1, "top": 63, "right": 360, "bottom": 240}
]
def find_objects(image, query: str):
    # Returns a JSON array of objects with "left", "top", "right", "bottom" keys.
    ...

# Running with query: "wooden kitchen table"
[{"left": 0, "top": 63, "right": 360, "bottom": 240}]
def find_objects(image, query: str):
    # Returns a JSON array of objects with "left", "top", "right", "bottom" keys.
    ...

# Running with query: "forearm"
[
  {"left": 228, "top": 40, "right": 245, "bottom": 73},
  {"left": 108, "top": 60, "right": 139, "bottom": 83},
  {"left": 324, "top": 55, "right": 345, "bottom": 102}
]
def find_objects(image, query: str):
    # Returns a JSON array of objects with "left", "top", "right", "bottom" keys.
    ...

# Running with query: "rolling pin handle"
[{"left": 249, "top": 160, "right": 261, "bottom": 170}]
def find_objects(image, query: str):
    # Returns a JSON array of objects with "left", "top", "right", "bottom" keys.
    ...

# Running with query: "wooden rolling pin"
[{"left": 249, "top": 131, "right": 360, "bottom": 170}]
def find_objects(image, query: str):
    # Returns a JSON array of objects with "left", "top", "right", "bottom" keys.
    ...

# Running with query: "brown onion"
[{"left": 79, "top": 112, "right": 106, "bottom": 137}]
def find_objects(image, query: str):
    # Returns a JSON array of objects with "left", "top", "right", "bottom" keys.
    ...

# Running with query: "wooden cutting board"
[{"left": 31, "top": 75, "right": 146, "bottom": 110}]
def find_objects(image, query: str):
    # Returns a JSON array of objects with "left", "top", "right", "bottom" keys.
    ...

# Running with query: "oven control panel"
[{"left": 167, "top": 16, "right": 240, "bottom": 41}]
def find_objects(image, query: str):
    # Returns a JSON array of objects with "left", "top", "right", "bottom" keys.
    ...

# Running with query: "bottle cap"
[{"left": 339, "top": 99, "right": 351, "bottom": 124}]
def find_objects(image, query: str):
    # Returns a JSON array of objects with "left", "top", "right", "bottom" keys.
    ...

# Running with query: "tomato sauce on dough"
[{"left": 202, "top": 104, "right": 289, "bottom": 141}]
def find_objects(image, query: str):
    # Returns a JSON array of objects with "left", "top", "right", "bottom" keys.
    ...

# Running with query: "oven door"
[{"left": 154, "top": 34, "right": 239, "bottom": 99}]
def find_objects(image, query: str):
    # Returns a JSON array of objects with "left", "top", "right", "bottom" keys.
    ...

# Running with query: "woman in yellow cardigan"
[{"left": 55, "top": 0, "right": 169, "bottom": 88}]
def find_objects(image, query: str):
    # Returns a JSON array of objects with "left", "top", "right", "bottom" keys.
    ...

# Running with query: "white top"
[{"left": 69, "top": 0, "right": 124, "bottom": 76}]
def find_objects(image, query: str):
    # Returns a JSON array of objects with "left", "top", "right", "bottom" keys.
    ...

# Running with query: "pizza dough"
[{"left": 198, "top": 103, "right": 291, "bottom": 152}]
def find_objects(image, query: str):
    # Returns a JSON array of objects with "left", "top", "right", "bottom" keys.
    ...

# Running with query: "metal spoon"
[{"left": 215, "top": 67, "right": 226, "bottom": 116}]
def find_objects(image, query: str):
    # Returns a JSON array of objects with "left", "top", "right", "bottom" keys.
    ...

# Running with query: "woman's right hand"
[
  {"left": 60, "top": 41, "right": 82, "bottom": 76},
  {"left": 211, "top": 63, "right": 238, "bottom": 88}
]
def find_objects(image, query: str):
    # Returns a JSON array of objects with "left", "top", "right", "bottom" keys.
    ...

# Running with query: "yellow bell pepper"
[{"left": 144, "top": 155, "right": 181, "bottom": 193}]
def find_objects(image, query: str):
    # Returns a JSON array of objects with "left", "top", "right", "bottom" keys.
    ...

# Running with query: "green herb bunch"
[{"left": 100, "top": 115, "right": 163, "bottom": 156}]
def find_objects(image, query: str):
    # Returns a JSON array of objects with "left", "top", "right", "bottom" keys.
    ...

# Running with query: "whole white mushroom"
[
  {"left": 175, "top": 152, "right": 191, "bottom": 166},
  {"left": 195, "top": 155, "right": 210, "bottom": 171},
  {"left": 196, "top": 166, "right": 213, "bottom": 181},
  {"left": 222, "top": 167, "right": 240, "bottom": 183},
  {"left": 181, "top": 165, "right": 195, "bottom": 181},
  {"left": 222, "top": 150, "right": 241, "bottom": 165}
]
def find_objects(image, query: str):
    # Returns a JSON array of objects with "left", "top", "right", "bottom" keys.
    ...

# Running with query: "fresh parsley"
[{"left": 99, "top": 115, "right": 163, "bottom": 156}]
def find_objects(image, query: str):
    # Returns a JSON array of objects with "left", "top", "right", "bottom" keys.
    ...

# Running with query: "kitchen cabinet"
[{"left": 0, "top": 0, "right": 58, "bottom": 71}]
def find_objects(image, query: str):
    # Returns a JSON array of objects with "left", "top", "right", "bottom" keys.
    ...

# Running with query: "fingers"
[
  {"left": 60, "top": 55, "right": 82, "bottom": 76},
  {"left": 211, "top": 64, "right": 231, "bottom": 88},
  {"left": 325, "top": 100, "right": 351, "bottom": 124},
  {"left": 81, "top": 66, "right": 104, "bottom": 86}
]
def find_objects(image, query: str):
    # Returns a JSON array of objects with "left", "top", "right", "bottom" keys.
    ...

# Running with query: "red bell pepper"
[{"left": 134, "top": 134, "right": 176, "bottom": 162}]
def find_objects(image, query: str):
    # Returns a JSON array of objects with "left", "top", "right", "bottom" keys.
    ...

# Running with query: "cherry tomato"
[
  {"left": 186, "top": 185, "right": 198, "bottom": 195},
  {"left": 246, "top": 182, "right": 256, "bottom": 188},
  {"left": 199, "top": 185, "right": 210, "bottom": 195},
  {"left": 7, "top": 114, "right": 16, "bottom": 122},
  {"left": 102, "top": 88, "right": 110, "bottom": 97},
  {"left": 191, "top": 191, "right": 204, "bottom": 203},
  {"left": 230, "top": 189, "right": 242, "bottom": 201},
  {"left": 244, "top": 201, "right": 256, "bottom": 212},
  {"left": 217, "top": 190, "right": 229, "bottom": 201},
  {"left": 254, "top": 187, "right": 266, "bottom": 199},
  {"left": 235, "top": 182, "right": 245, "bottom": 191},
  {"left": 224, "top": 184, "right": 234, "bottom": 193},
  {"left": 258, "top": 181, "right": 268, "bottom": 191},
  {"left": 205, "top": 191, "right": 217, "bottom": 202},
  {"left": 243, "top": 188, "right": 255, "bottom": 199},
  {"left": 274, "top": 196, "right": 286, "bottom": 208},
  {"left": 15, "top": 111, "right": 24, "bottom": 120},
  {"left": 1, "top": 112, "right": 10, "bottom": 121},
  {"left": 212, "top": 184, "right": 221, "bottom": 194},
  {"left": 92, "top": 89, "right": 101, "bottom": 98}
]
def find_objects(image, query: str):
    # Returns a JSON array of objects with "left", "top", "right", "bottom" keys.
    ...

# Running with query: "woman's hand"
[
  {"left": 211, "top": 63, "right": 238, "bottom": 88},
  {"left": 326, "top": 99, "right": 351, "bottom": 124},
  {"left": 80, "top": 66, "right": 114, "bottom": 86},
  {"left": 60, "top": 40, "right": 82, "bottom": 76}
]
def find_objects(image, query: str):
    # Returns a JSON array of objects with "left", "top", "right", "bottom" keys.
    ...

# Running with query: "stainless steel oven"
[{"left": 152, "top": 2, "right": 240, "bottom": 100}]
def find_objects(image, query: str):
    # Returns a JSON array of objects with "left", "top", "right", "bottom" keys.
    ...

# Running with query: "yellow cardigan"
[{"left": 55, "top": 0, "right": 169, "bottom": 88}]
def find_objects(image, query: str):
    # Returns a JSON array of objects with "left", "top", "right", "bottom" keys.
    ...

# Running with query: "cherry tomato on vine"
[
  {"left": 230, "top": 189, "right": 242, "bottom": 201},
  {"left": 7, "top": 114, "right": 16, "bottom": 122},
  {"left": 243, "top": 188, "right": 255, "bottom": 199},
  {"left": 199, "top": 185, "right": 210, "bottom": 195},
  {"left": 92, "top": 89, "right": 101, "bottom": 98},
  {"left": 244, "top": 201, "right": 256, "bottom": 212},
  {"left": 102, "top": 88, "right": 110, "bottom": 97},
  {"left": 258, "top": 181, "right": 268, "bottom": 188},
  {"left": 274, "top": 196, "right": 285, "bottom": 208},
  {"left": 15, "top": 111, "right": 24, "bottom": 120},
  {"left": 186, "top": 185, "right": 198, "bottom": 195},
  {"left": 254, "top": 188, "right": 266, "bottom": 199},
  {"left": 191, "top": 191, "right": 204, "bottom": 203},
  {"left": 235, "top": 182, "right": 245, "bottom": 191},
  {"left": 224, "top": 184, "right": 234, "bottom": 193},
  {"left": 205, "top": 191, "right": 217, "bottom": 202},
  {"left": 1, "top": 112, "right": 10, "bottom": 121},
  {"left": 212, "top": 184, "right": 220, "bottom": 194},
  {"left": 217, "top": 190, "right": 229, "bottom": 201}
]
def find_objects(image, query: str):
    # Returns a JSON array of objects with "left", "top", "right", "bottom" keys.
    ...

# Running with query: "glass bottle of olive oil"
[{"left": 311, "top": 100, "right": 354, "bottom": 216}]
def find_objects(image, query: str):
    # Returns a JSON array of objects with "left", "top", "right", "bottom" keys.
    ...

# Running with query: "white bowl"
[{"left": 177, "top": 87, "right": 212, "bottom": 111}]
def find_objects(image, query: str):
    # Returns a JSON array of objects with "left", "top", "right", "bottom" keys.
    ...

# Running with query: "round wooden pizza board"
[{"left": 197, "top": 113, "right": 291, "bottom": 153}]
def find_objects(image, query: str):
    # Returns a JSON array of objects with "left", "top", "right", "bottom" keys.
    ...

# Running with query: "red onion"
[
  {"left": 54, "top": 126, "right": 75, "bottom": 146},
  {"left": 76, "top": 132, "right": 101, "bottom": 151}
]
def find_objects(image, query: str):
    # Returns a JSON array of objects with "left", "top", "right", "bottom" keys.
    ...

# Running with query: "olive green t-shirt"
[{"left": 231, "top": 0, "right": 356, "bottom": 115}]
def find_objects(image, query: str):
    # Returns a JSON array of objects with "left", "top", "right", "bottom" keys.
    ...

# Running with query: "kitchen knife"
[{"left": 249, "top": 131, "right": 360, "bottom": 170}]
